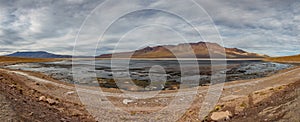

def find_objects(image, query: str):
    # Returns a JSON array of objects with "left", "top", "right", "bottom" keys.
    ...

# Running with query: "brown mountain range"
[{"left": 97, "top": 42, "right": 268, "bottom": 58}]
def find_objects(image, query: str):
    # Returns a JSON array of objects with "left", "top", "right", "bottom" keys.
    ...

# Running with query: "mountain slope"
[
  {"left": 97, "top": 42, "right": 267, "bottom": 58},
  {"left": 6, "top": 51, "right": 72, "bottom": 58},
  {"left": 265, "top": 54, "right": 300, "bottom": 63}
]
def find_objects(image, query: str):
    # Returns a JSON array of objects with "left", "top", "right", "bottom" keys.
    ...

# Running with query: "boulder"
[
  {"left": 65, "top": 91, "right": 75, "bottom": 95},
  {"left": 122, "top": 99, "right": 133, "bottom": 105},
  {"left": 211, "top": 110, "right": 232, "bottom": 121},
  {"left": 39, "top": 96, "right": 46, "bottom": 101},
  {"left": 46, "top": 98, "right": 58, "bottom": 105},
  {"left": 39, "top": 96, "right": 58, "bottom": 105}
]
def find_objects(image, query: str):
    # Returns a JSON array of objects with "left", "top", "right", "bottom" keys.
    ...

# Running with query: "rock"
[
  {"left": 126, "top": 86, "right": 138, "bottom": 91},
  {"left": 39, "top": 96, "right": 58, "bottom": 105},
  {"left": 69, "top": 109, "right": 83, "bottom": 116},
  {"left": 221, "top": 95, "right": 246, "bottom": 101},
  {"left": 28, "top": 112, "right": 34, "bottom": 116},
  {"left": 65, "top": 91, "right": 75, "bottom": 95},
  {"left": 122, "top": 99, "right": 133, "bottom": 105},
  {"left": 46, "top": 98, "right": 58, "bottom": 105},
  {"left": 211, "top": 110, "right": 232, "bottom": 121},
  {"left": 145, "top": 86, "right": 158, "bottom": 91},
  {"left": 39, "top": 96, "right": 46, "bottom": 101},
  {"left": 9, "top": 84, "right": 16, "bottom": 88},
  {"left": 57, "top": 108, "right": 65, "bottom": 112},
  {"left": 60, "top": 118, "right": 66, "bottom": 122}
]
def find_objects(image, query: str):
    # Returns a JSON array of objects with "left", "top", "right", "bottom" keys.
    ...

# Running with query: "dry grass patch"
[
  {"left": 265, "top": 54, "right": 300, "bottom": 63},
  {"left": 0, "top": 56, "right": 63, "bottom": 66}
]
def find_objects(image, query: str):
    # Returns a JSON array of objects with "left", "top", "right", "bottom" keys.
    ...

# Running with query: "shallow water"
[{"left": 4, "top": 60, "right": 293, "bottom": 87}]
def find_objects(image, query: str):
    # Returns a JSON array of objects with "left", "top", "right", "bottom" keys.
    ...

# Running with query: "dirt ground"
[
  {"left": 0, "top": 65, "right": 299, "bottom": 121},
  {"left": 230, "top": 80, "right": 300, "bottom": 122},
  {"left": 0, "top": 69, "right": 95, "bottom": 122}
]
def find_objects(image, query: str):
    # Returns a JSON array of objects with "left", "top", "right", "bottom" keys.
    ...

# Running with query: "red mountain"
[{"left": 97, "top": 42, "right": 268, "bottom": 58}]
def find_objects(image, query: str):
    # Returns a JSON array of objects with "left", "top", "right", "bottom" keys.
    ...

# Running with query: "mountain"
[
  {"left": 97, "top": 42, "right": 268, "bottom": 58},
  {"left": 6, "top": 51, "right": 72, "bottom": 58}
]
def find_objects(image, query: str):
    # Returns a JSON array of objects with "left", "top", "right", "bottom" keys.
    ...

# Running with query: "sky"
[{"left": 0, "top": 0, "right": 299, "bottom": 56}]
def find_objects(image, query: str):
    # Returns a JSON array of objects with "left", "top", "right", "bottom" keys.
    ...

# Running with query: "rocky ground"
[
  {"left": 203, "top": 78, "right": 300, "bottom": 122},
  {"left": 0, "top": 65, "right": 299, "bottom": 121},
  {"left": 176, "top": 66, "right": 300, "bottom": 122},
  {"left": 230, "top": 80, "right": 300, "bottom": 122},
  {"left": 0, "top": 69, "right": 95, "bottom": 121}
]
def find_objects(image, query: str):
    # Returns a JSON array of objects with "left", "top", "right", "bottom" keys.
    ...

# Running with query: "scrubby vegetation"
[{"left": 265, "top": 54, "right": 300, "bottom": 63}]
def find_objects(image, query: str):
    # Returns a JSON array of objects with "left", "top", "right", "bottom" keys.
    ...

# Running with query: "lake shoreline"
[{"left": 3, "top": 59, "right": 293, "bottom": 91}]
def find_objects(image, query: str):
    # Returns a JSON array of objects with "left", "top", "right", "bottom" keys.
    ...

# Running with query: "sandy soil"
[
  {"left": 0, "top": 69, "right": 95, "bottom": 121},
  {"left": 264, "top": 54, "right": 300, "bottom": 64},
  {"left": 229, "top": 79, "right": 300, "bottom": 122},
  {"left": 179, "top": 66, "right": 300, "bottom": 121},
  {"left": 0, "top": 65, "right": 299, "bottom": 121}
]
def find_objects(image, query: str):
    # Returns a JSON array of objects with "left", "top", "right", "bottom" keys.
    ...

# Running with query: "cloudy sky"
[{"left": 0, "top": 0, "right": 299, "bottom": 56}]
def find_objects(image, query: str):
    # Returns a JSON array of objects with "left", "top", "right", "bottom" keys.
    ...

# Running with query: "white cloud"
[{"left": 0, "top": 0, "right": 299, "bottom": 56}]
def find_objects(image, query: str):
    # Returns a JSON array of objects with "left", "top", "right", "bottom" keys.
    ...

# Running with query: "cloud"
[
  {"left": 0, "top": 0, "right": 299, "bottom": 56},
  {"left": 0, "top": 0, "right": 103, "bottom": 55},
  {"left": 196, "top": 0, "right": 300, "bottom": 56}
]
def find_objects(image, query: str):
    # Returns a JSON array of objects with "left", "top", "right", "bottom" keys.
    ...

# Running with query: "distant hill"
[
  {"left": 97, "top": 41, "right": 268, "bottom": 58},
  {"left": 265, "top": 54, "right": 300, "bottom": 63},
  {"left": 6, "top": 51, "right": 72, "bottom": 58},
  {"left": 0, "top": 56, "right": 60, "bottom": 65}
]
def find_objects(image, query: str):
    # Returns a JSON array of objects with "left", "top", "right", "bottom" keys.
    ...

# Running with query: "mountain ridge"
[
  {"left": 97, "top": 41, "right": 268, "bottom": 58},
  {"left": 6, "top": 51, "right": 72, "bottom": 58}
]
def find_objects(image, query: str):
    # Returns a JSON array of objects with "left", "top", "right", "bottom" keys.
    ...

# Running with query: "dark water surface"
[{"left": 5, "top": 59, "right": 293, "bottom": 90}]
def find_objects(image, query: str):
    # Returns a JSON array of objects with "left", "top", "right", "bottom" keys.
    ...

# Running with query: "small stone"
[
  {"left": 122, "top": 99, "right": 133, "bottom": 105},
  {"left": 127, "top": 87, "right": 139, "bottom": 91},
  {"left": 39, "top": 96, "right": 46, "bottom": 101},
  {"left": 70, "top": 109, "right": 83, "bottom": 116},
  {"left": 60, "top": 118, "right": 66, "bottom": 122},
  {"left": 57, "top": 108, "right": 65, "bottom": 112},
  {"left": 9, "top": 84, "right": 16, "bottom": 88},
  {"left": 65, "top": 91, "right": 75, "bottom": 95},
  {"left": 46, "top": 98, "right": 58, "bottom": 105},
  {"left": 211, "top": 110, "right": 232, "bottom": 121},
  {"left": 28, "top": 112, "right": 34, "bottom": 116}
]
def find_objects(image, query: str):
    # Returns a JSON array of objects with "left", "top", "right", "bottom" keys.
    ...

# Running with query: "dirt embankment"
[
  {"left": 0, "top": 69, "right": 95, "bottom": 121},
  {"left": 179, "top": 66, "right": 300, "bottom": 122},
  {"left": 202, "top": 80, "right": 300, "bottom": 122},
  {"left": 230, "top": 79, "right": 300, "bottom": 121}
]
